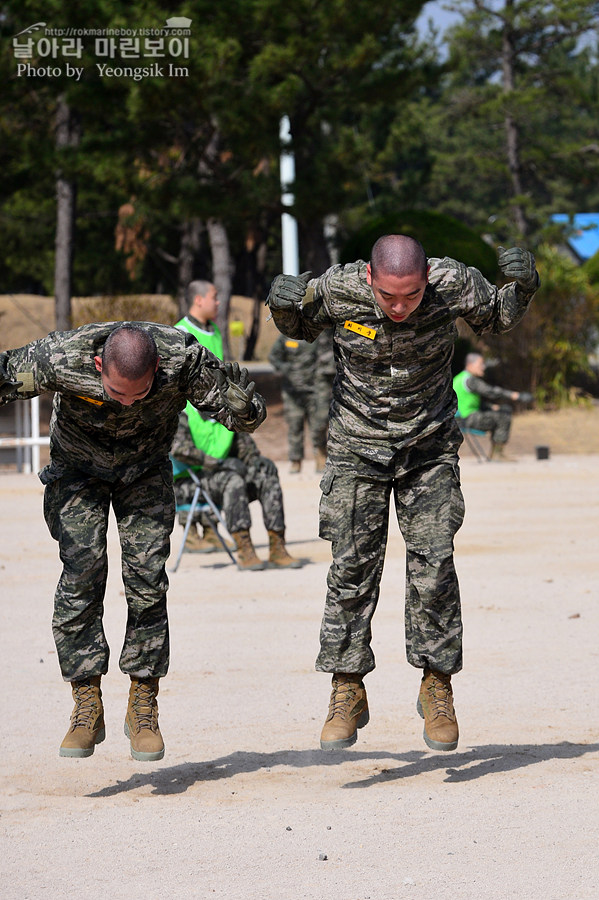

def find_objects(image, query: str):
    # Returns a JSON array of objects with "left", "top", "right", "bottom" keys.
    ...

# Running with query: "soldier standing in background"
[
  {"left": 311, "top": 328, "right": 335, "bottom": 473},
  {"left": 0, "top": 322, "right": 265, "bottom": 761},
  {"left": 266, "top": 235, "right": 539, "bottom": 753},
  {"left": 269, "top": 333, "right": 326, "bottom": 473}
]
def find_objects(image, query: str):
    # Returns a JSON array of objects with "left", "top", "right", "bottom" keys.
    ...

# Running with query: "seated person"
[
  {"left": 453, "top": 352, "right": 532, "bottom": 460},
  {"left": 172, "top": 403, "right": 301, "bottom": 570}
]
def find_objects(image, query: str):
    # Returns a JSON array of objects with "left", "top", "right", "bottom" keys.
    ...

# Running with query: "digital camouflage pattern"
[
  {"left": 270, "top": 257, "right": 536, "bottom": 470},
  {"left": 0, "top": 321, "right": 265, "bottom": 483},
  {"left": 317, "top": 421, "right": 464, "bottom": 675},
  {"left": 44, "top": 462, "right": 174, "bottom": 681},
  {"left": 270, "top": 256, "right": 537, "bottom": 674},
  {"left": 172, "top": 416, "right": 286, "bottom": 533},
  {"left": 0, "top": 321, "right": 266, "bottom": 681}
]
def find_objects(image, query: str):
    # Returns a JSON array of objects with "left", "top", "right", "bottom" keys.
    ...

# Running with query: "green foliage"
[
  {"left": 338, "top": 209, "right": 498, "bottom": 281},
  {"left": 583, "top": 249, "right": 599, "bottom": 286},
  {"left": 517, "top": 245, "right": 599, "bottom": 406}
]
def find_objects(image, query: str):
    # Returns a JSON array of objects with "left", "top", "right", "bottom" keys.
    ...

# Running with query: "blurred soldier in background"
[
  {"left": 175, "top": 280, "right": 299, "bottom": 569},
  {"left": 171, "top": 407, "right": 301, "bottom": 570},
  {"left": 269, "top": 333, "right": 327, "bottom": 473},
  {"left": 453, "top": 352, "right": 532, "bottom": 460},
  {"left": 311, "top": 328, "right": 335, "bottom": 473}
]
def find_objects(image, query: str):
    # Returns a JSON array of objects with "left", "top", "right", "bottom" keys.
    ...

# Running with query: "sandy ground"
[{"left": 1, "top": 445, "right": 599, "bottom": 899}]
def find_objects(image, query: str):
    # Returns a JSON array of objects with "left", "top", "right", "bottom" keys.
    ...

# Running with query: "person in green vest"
[
  {"left": 174, "top": 280, "right": 300, "bottom": 569},
  {"left": 453, "top": 352, "right": 532, "bottom": 460}
]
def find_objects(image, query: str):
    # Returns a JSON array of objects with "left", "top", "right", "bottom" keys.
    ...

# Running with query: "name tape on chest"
[
  {"left": 343, "top": 321, "right": 376, "bottom": 340},
  {"left": 76, "top": 394, "right": 104, "bottom": 406}
]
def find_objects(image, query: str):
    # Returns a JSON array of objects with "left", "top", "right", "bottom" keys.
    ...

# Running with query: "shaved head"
[
  {"left": 370, "top": 235, "right": 427, "bottom": 280},
  {"left": 102, "top": 324, "right": 158, "bottom": 380}
]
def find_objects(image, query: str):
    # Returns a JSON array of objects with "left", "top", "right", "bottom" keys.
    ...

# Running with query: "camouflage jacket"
[
  {"left": 171, "top": 412, "right": 260, "bottom": 472},
  {"left": 270, "top": 257, "right": 536, "bottom": 465},
  {"left": 0, "top": 321, "right": 266, "bottom": 484},
  {"left": 464, "top": 373, "right": 516, "bottom": 406},
  {"left": 268, "top": 332, "right": 317, "bottom": 395}
]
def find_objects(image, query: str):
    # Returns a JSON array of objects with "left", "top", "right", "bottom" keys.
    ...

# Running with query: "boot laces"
[
  {"left": 131, "top": 682, "right": 158, "bottom": 731},
  {"left": 71, "top": 681, "right": 99, "bottom": 728},
  {"left": 328, "top": 679, "right": 359, "bottom": 720},
  {"left": 426, "top": 672, "right": 453, "bottom": 721}
]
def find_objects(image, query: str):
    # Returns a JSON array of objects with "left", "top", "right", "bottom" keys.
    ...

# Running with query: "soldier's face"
[
  {"left": 94, "top": 357, "right": 157, "bottom": 405},
  {"left": 367, "top": 264, "right": 429, "bottom": 323},
  {"left": 192, "top": 284, "right": 219, "bottom": 325}
]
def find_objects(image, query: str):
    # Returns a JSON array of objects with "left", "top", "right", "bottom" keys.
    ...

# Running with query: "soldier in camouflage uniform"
[
  {"left": 0, "top": 322, "right": 265, "bottom": 761},
  {"left": 311, "top": 328, "right": 335, "bottom": 472},
  {"left": 268, "top": 332, "right": 326, "bottom": 473},
  {"left": 266, "top": 236, "right": 539, "bottom": 753},
  {"left": 172, "top": 411, "right": 301, "bottom": 570},
  {"left": 174, "top": 281, "right": 299, "bottom": 569},
  {"left": 453, "top": 351, "right": 532, "bottom": 459}
]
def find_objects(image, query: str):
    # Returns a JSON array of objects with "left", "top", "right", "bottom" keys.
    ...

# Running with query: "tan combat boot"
[
  {"left": 185, "top": 523, "right": 233, "bottom": 554},
  {"left": 490, "top": 443, "right": 516, "bottom": 462},
  {"left": 267, "top": 529, "right": 301, "bottom": 569},
  {"left": 59, "top": 675, "right": 105, "bottom": 758},
  {"left": 124, "top": 677, "right": 165, "bottom": 761},
  {"left": 289, "top": 461, "right": 301, "bottom": 474},
  {"left": 231, "top": 530, "right": 265, "bottom": 571},
  {"left": 315, "top": 448, "right": 327, "bottom": 473},
  {"left": 417, "top": 668, "right": 459, "bottom": 751},
  {"left": 320, "top": 674, "right": 369, "bottom": 750}
]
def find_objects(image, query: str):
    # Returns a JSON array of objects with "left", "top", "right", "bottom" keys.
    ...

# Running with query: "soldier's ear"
[{"left": 94, "top": 355, "right": 103, "bottom": 373}]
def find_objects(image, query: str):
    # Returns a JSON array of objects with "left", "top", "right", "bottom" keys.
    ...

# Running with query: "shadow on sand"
[{"left": 87, "top": 740, "right": 599, "bottom": 797}]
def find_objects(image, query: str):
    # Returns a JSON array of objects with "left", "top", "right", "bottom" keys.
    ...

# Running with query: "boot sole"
[
  {"left": 124, "top": 720, "right": 165, "bottom": 761},
  {"left": 59, "top": 726, "right": 106, "bottom": 758},
  {"left": 416, "top": 699, "right": 458, "bottom": 752},
  {"left": 320, "top": 709, "right": 370, "bottom": 751}
]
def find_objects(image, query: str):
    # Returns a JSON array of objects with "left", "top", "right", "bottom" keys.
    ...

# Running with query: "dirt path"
[{"left": 1, "top": 452, "right": 598, "bottom": 899}]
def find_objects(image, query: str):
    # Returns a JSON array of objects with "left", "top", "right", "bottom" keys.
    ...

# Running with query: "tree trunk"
[
  {"left": 177, "top": 217, "right": 202, "bottom": 317},
  {"left": 501, "top": 0, "right": 528, "bottom": 239},
  {"left": 207, "top": 218, "right": 233, "bottom": 360},
  {"left": 243, "top": 238, "right": 267, "bottom": 361},
  {"left": 54, "top": 96, "right": 79, "bottom": 331}
]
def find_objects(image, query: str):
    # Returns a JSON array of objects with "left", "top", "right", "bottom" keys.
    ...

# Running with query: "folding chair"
[
  {"left": 169, "top": 457, "right": 236, "bottom": 571},
  {"left": 456, "top": 417, "right": 490, "bottom": 463}
]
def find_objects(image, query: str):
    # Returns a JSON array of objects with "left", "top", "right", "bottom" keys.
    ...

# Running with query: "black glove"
[
  {"left": 256, "top": 456, "right": 278, "bottom": 477},
  {"left": 219, "top": 457, "right": 247, "bottom": 477},
  {"left": 518, "top": 391, "right": 533, "bottom": 405},
  {"left": 214, "top": 362, "right": 255, "bottom": 416},
  {"left": 0, "top": 355, "right": 23, "bottom": 400},
  {"left": 497, "top": 247, "right": 538, "bottom": 291},
  {"left": 266, "top": 271, "right": 312, "bottom": 312}
]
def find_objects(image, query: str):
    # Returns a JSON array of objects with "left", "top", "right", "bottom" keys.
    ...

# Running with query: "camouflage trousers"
[
  {"left": 464, "top": 406, "right": 512, "bottom": 445},
  {"left": 43, "top": 462, "right": 175, "bottom": 682},
  {"left": 282, "top": 389, "right": 325, "bottom": 462},
  {"left": 316, "top": 436, "right": 465, "bottom": 677},
  {"left": 175, "top": 459, "right": 285, "bottom": 533}
]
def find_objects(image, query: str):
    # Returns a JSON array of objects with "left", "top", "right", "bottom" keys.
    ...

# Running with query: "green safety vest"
[
  {"left": 175, "top": 316, "right": 235, "bottom": 460},
  {"left": 453, "top": 369, "right": 480, "bottom": 418}
]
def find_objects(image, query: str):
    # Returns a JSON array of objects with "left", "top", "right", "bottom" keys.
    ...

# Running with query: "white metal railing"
[{"left": 0, "top": 397, "right": 48, "bottom": 472}]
